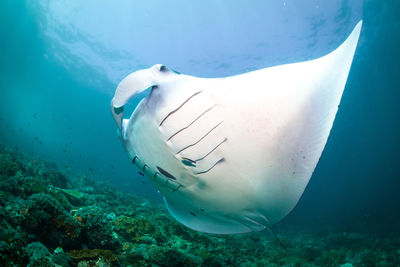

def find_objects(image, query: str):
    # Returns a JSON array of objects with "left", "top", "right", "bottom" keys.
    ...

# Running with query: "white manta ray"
[{"left": 111, "top": 21, "right": 362, "bottom": 234}]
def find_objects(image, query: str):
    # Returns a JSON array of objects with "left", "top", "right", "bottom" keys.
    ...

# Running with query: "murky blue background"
[{"left": 1, "top": 0, "right": 399, "bottom": 234}]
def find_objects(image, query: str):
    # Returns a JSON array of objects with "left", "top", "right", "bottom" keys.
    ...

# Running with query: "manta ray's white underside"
[{"left": 111, "top": 21, "right": 362, "bottom": 234}]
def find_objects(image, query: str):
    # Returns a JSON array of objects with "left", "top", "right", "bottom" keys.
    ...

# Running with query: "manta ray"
[{"left": 111, "top": 21, "right": 362, "bottom": 234}]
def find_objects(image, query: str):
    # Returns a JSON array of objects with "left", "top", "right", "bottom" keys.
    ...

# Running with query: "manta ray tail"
[{"left": 266, "top": 226, "right": 287, "bottom": 251}]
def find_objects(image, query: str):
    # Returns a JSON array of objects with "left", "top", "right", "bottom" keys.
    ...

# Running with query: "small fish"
[{"left": 181, "top": 157, "right": 196, "bottom": 167}]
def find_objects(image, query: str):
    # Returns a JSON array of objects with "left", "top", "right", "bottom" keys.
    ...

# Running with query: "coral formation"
[
  {"left": 0, "top": 145, "right": 399, "bottom": 266},
  {"left": 114, "top": 216, "right": 157, "bottom": 243},
  {"left": 25, "top": 242, "right": 52, "bottom": 267}
]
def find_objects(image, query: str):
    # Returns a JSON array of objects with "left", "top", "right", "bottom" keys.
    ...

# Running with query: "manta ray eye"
[
  {"left": 156, "top": 166, "right": 177, "bottom": 180},
  {"left": 159, "top": 64, "right": 181, "bottom": 74},
  {"left": 159, "top": 65, "right": 168, "bottom": 72}
]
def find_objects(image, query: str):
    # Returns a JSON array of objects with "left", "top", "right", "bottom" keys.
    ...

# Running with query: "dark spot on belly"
[
  {"left": 156, "top": 166, "right": 177, "bottom": 180},
  {"left": 138, "top": 171, "right": 144, "bottom": 176},
  {"left": 189, "top": 212, "right": 196, "bottom": 217}
]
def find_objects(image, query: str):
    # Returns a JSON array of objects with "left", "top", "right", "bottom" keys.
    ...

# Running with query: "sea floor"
[{"left": 0, "top": 145, "right": 399, "bottom": 266}]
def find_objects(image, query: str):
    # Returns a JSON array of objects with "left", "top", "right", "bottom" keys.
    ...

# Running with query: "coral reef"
[{"left": 0, "top": 144, "right": 399, "bottom": 266}]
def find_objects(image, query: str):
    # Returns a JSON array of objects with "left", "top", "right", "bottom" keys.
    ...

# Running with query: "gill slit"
[
  {"left": 195, "top": 158, "right": 225, "bottom": 175},
  {"left": 159, "top": 90, "right": 202, "bottom": 126},
  {"left": 175, "top": 120, "right": 223, "bottom": 154},
  {"left": 195, "top": 137, "right": 227, "bottom": 162},
  {"left": 167, "top": 104, "right": 216, "bottom": 141}
]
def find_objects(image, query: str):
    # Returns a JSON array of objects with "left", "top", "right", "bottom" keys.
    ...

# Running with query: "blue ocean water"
[{"left": 0, "top": 0, "right": 399, "bottom": 242}]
